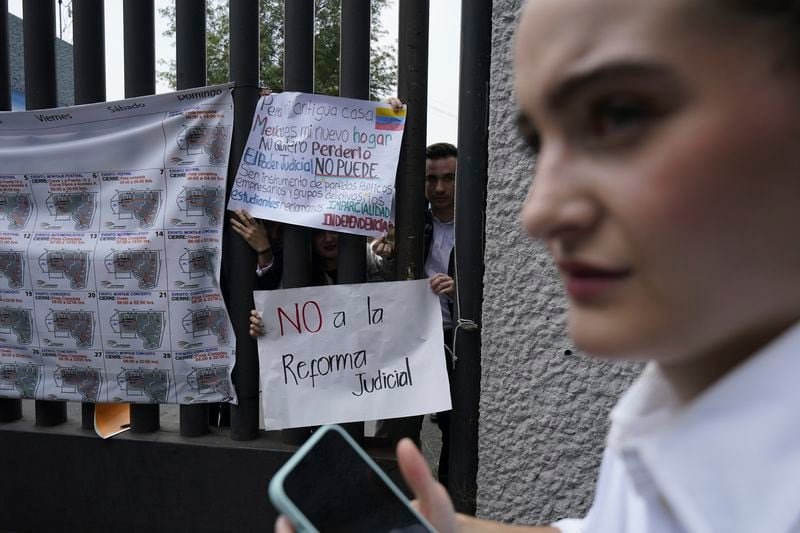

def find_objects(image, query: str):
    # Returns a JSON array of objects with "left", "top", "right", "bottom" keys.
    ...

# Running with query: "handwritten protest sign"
[
  {"left": 227, "top": 92, "right": 405, "bottom": 237},
  {"left": 254, "top": 279, "right": 451, "bottom": 430}
]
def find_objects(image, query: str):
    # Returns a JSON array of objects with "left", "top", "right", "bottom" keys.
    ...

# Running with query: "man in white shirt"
[
  {"left": 423, "top": 142, "right": 457, "bottom": 328},
  {"left": 423, "top": 142, "right": 458, "bottom": 489},
  {"left": 377, "top": 143, "right": 457, "bottom": 487}
]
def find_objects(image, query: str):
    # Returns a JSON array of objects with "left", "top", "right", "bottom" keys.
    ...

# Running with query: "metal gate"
[{"left": 0, "top": 1, "right": 489, "bottom": 529}]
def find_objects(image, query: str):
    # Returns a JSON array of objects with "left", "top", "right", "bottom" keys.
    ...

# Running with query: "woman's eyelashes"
[
  {"left": 580, "top": 93, "right": 663, "bottom": 148},
  {"left": 516, "top": 88, "right": 672, "bottom": 156}
]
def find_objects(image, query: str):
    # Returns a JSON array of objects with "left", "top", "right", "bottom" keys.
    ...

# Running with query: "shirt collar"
[{"left": 608, "top": 321, "right": 800, "bottom": 533}]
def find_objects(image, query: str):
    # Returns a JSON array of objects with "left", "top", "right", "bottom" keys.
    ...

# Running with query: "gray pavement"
[{"left": 420, "top": 413, "right": 443, "bottom": 479}]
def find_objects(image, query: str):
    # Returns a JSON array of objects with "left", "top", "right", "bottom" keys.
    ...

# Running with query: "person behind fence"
[
  {"left": 374, "top": 142, "right": 458, "bottom": 489},
  {"left": 243, "top": 227, "right": 394, "bottom": 337},
  {"left": 231, "top": 211, "right": 393, "bottom": 290},
  {"left": 377, "top": 142, "right": 458, "bottom": 487},
  {"left": 272, "top": 0, "right": 800, "bottom": 530},
  {"left": 421, "top": 142, "right": 457, "bottom": 491},
  {"left": 230, "top": 209, "right": 285, "bottom": 290}
]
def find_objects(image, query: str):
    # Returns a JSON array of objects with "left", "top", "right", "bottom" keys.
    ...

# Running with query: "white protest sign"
[
  {"left": 254, "top": 279, "right": 451, "bottom": 430},
  {"left": 227, "top": 92, "right": 405, "bottom": 237}
]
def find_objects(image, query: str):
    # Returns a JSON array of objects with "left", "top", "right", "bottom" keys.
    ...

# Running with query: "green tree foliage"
[{"left": 159, "top": 0, "right": 396, "bottom": 100}]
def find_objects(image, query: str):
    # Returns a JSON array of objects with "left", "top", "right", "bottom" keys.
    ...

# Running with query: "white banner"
[
  {"left": 227, "top": 92, "right": 405, "bottom": 237},
  {"left": 0, "top": 84, "right": 237, "bottom": 405},
  {"left": 255, "top": 279, "right": 451, "bottom": 430}
]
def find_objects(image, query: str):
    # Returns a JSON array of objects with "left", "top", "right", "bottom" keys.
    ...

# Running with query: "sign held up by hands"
[
  {"left": 228, "top": 92, "right": 405, "bottom": 237},
  {"left": 254, "top": 279, "right": 451, "bottom": 430}
]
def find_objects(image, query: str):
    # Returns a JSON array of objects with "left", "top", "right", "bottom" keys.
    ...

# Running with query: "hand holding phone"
[{"left": 269, "top": 425, "right": 436, "bottom": 533}]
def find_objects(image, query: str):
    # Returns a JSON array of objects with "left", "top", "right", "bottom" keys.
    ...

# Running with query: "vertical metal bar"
[
  {"left": 281, "top": 0, "right": 315, "bottom": 445},
  {"left": 450, "top": 0, "right": 491, "bottom": 515},
  {"left": 176, "top": 0, "right": 206, "bottom": 88},
  {"left": 73, "top": 0, "right": 106, "bottom": 431},
  {"left": 337, "top": 0, "right": 369, "bottom": 282},
  {"left": 123, "top": 0, "right": 159, "bottom": 433},
  {"left": 123, "top": 0, "right": 156, "bottom": 97},
  {"left": 227, "top": 0, "right": 260, "bottom": 441},
  {"left": 337, "top": 0, "right": 371, "bottom": 444},
  {"left": 176, "top": 0, "right": 211, "bottom": 438},
  {"left": 0, "top": 0, "right": 22, "bottom": 424},
  {"left": 0, "top": 0, "right": 9, "bottom": 111},
  {"left": 23, "top": 0, "right": 68, "bottom": 428},
  {"left": 339, "top": 0, "right": 370, "bottom": 100},
  {"left": 73, "top": 0, "right": 105, "bottom": 107},
  {"left": 23, "top": 0, "right": 58, "bottom": 109},
  {"left": 394, "top": 0, "right": 428, "bottom": 283},
  {"left": 384, "top": 0, "right": 429, "bottom": 446}
]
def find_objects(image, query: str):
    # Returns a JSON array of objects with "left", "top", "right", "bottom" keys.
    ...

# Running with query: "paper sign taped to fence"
[
  {"left": 227, "top": 92, "right": 405, "bottom": 237},
  {"left": 254, "top": 279, "right": 451, "bottom": 430},
  {"left": 0, "top": 84, "right": 238, "bottom": 405}
]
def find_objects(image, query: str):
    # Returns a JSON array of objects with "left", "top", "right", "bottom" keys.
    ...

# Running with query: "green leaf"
[{"left": 157, "top": 0, "right": 397, "bottom": 98}]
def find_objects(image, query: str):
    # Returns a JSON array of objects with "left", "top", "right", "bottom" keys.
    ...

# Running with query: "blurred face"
[
  {"left": 425, "top": 156, "right": 457, "bottom": 218},
  {"left": 515, "top": 0, "right": 800, "bottom": 365},
  {"left": 312, "top": 230, "right": 338, "bottom": 261}
]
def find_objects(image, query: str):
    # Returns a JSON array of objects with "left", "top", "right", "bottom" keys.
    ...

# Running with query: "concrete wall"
[{"left": 476, "top": 0, "right": 642, "bottom": 525}]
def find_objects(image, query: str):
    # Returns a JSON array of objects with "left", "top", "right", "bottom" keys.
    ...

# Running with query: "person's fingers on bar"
[
  {"left": 240, "top": 214, "right": 254, "bottom": 229},
  {"left": 231, "top": 222, "right": 246, "bottom": 237},
  {"left": 249, "top": 320, "right": 264, "bottom": 337},
  {"left": 373, "top": 238, "right": 394, "bottom": 258},
  {"left": 386, "top": 97, "right": 404, "bottom": 112},
  {"left": 250, "top": 310, "right": 264, "bottom": 333}
]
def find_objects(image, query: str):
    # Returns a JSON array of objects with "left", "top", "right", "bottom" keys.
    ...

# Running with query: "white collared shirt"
[
  {"left": 554, "top": 321, "right": 800, "bottom": 533},
  {"left": 424, "top": 215, "right": 454, "bottom": 327}
]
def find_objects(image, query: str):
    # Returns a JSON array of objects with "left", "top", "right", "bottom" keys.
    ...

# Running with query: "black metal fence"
[{"left": 0, "top": 0, "right": 489, "bottom": 528}]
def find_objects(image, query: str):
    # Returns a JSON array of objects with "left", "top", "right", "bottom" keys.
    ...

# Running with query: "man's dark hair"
[{"left": 426, "top": 142, "right": 457, "bottom": 160}]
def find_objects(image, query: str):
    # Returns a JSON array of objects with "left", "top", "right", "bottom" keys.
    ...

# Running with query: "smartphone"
[{"left": 269, "top": 424, "right": 435, "bottom": 533}]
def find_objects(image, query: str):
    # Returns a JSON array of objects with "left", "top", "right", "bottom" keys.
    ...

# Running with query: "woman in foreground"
[{"left": 278, "top": 0, "right": 800, "bottom": 530}]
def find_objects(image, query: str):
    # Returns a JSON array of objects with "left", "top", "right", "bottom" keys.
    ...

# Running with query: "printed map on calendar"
[{"left": 0, "top": 84, "right": 237, "bottom": 405}]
